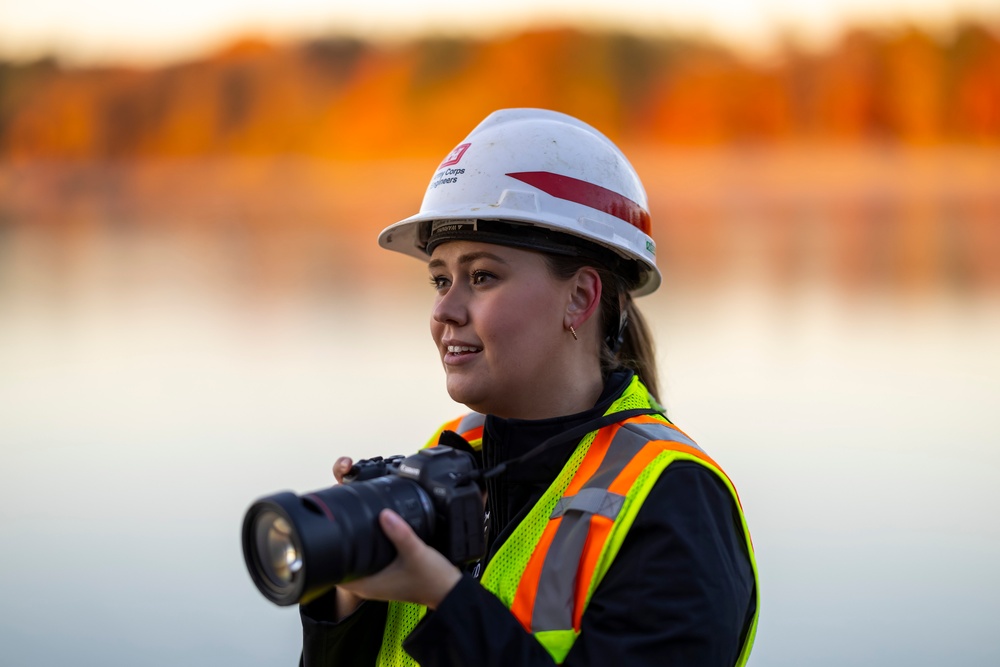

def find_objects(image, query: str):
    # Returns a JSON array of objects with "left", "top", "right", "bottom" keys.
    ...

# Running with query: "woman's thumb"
[{"left": 379, "top": 510, "right": 416, "bottom": 549}]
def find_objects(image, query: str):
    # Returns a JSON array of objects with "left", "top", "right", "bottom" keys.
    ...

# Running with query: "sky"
[{"left": 1, "top": 0, "right": 998, "bottom": 66}]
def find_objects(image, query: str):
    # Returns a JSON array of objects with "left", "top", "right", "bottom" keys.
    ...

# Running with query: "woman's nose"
[{"left": 432, "top": 286, "right": 467, "bottom": 326}]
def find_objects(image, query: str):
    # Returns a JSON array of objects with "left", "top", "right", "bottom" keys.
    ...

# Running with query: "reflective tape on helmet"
[{"left": 505, "top": 171, "right": 652, "bottom": 235}]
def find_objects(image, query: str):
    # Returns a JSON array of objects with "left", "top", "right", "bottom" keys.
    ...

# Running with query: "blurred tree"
[
  {"left": 948, "top": 23, "right": 1000, "bottom": 142},
  {"left": 811, "top": 29, "right": 886, "bottom": 141},
  {"left": 881, "top": 26, "right": 945, "bottom": 143},
  {"left": 2, "top": 23, "right": 999, "bottom": 159}
]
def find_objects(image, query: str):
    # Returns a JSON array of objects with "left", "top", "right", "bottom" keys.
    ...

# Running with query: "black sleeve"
[
  {"left": 299, "top": 592, "right": 389, "bottom": 667},
  {"left": 403, "top": 461, "right": 756, "bottom": 667}
]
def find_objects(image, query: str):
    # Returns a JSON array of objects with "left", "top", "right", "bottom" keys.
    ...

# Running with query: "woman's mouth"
[
  {"left": 444, "top": 344, "right": 483, "bottom": 365},
  {"left": 447, "top": 345, "right": 482, "bottom": 354}
]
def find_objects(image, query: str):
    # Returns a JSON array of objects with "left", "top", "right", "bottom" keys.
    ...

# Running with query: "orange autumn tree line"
[{"left": 1, "top": 23, "right": 999, "bottom": 160}]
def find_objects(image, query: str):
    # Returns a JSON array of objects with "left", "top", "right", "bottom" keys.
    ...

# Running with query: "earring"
[{"left": 569, "top": 325, "right": 578, "bottom": 340}]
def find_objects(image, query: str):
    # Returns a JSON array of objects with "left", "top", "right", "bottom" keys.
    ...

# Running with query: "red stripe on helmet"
[{"left": 506, "top": 171, "right": 651, "bottom": 235}]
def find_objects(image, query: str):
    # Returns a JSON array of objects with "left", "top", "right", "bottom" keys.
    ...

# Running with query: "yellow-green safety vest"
[{"left": 376, "top": 377, "right": 759, "bottom": 666}]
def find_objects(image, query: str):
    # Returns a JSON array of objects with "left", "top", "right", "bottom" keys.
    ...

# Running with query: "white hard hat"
[{"left": 378, "top": 108, "right": 661, "bottom": 296}]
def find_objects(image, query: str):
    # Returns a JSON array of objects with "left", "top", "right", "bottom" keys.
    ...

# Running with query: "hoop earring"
[{"left": 569, "top": 325, "right": 578, "bottom": 340}]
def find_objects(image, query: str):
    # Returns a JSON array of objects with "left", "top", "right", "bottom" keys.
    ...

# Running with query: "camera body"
[
  {"left": 343, "top": 454, "right": 406, "bottom": 482},
  {"left": 381, "top": 446, "right": 485, "bottom": 565},
  {"left": 242, "top": 445, "right": 485, "bottom": 606}
]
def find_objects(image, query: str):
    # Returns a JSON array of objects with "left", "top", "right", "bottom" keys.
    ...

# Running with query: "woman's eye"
[
  {"left": 429, "top": 275, "right": 450, "bottom": 290},
  {"left": 471, "top": 270, "right": 495, "bottom": 286}
]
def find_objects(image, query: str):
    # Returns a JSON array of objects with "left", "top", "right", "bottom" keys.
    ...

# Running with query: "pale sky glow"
[{"left": 1, "top": 0, "right": 998, "bottom": 65}]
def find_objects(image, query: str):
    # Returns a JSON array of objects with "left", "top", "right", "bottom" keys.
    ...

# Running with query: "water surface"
[{"left": 1, "top": 225, "right": 997, "bottom": 666}]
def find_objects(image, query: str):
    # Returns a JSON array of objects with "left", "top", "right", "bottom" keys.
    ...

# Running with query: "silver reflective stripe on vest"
[
  {"left": 456, "top": 412, "right": 485, "bottom": 435},
  {"left": 550, "top": 487, "right": 625, "bottom": 520},
  {"left": 621, "top": 421, "right": 702, "bottom": 452},
  {"left": 530, "top": 417, "right": 699, "bottom": 633}
]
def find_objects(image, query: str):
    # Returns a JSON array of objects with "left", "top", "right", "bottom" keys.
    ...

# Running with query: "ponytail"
[{"left": 600, "top": 279, "right": 660, "bottom": 402}]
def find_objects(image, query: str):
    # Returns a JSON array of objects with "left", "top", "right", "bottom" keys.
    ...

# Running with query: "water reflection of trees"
[{"left": 1, "top": 150, "right": 996, "bottom": 298}]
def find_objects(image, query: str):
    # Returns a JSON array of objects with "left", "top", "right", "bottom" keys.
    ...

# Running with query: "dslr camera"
[{"left": 241, "top": 446, "right": 485, "bottom": 606}]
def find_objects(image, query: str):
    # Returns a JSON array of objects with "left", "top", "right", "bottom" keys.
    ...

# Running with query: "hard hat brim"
[{"left": 378, "top": 211, "right": 661, "bottom": 297}]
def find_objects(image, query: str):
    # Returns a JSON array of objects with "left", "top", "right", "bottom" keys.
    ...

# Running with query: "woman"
[{"left": 300, "top": 109, "right": 759, "bottom": 666}]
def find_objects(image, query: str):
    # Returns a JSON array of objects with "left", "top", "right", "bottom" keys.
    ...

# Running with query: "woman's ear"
[{"left": 565, "top": 267, "right": 602, "bottom": 332}]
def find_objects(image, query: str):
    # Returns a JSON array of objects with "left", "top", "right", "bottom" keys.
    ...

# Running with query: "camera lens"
[
  {"left": 241, "top": 477, "right": 435, "bottom": 606},
  {"left": 254, "top": 511, "right": 302, "bottom": 586}
]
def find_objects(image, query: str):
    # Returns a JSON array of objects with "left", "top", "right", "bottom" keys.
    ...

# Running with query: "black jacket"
[{"left": 300, "top": 372, "right": 756, "bottom": 666}]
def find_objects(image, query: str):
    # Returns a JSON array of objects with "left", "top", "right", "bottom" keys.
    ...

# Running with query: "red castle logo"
[{"left": 439, "top": 143, "right": 471, "bottom": 168}]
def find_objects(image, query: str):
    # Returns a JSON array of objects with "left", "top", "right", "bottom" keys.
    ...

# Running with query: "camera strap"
[{"left": 463, "top": 407, "right": 664, "bottom": 485}]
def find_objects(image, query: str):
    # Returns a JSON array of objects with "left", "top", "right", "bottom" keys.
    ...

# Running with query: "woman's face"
[{"left": 428, "top": 240, "right": 575, "bottom": 418}]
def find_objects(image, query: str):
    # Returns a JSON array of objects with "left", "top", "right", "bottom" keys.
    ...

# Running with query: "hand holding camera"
[
  {"left": 339, "top": 507, "right": 464, "bottom": 611},
  {"left": 326, "top": 455, "right": 462, "bottom": 616},
  {"left": 241, "top": 446, "right": 485, "bottom": 607}
]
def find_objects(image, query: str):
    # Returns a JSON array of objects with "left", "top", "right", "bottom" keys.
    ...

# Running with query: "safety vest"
[{"left": 376, "top": 377, "right": 759, "bottom": 666}]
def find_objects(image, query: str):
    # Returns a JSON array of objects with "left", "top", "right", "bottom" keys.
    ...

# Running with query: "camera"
[{"left": 241, "top": 446, "right": 485, "bottom": 606}]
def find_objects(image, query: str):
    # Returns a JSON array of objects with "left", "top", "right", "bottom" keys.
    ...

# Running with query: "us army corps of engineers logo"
[{"left": 430, "top": 142, "right": 471, "bottom": 189}]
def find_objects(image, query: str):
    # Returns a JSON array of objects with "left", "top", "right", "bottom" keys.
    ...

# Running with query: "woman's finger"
[
  {"left": 332, "top": 457, "right": 353, "bottom": 484},
  {"left": 378, "top": 510, "right": 417, "bottom": 550}
]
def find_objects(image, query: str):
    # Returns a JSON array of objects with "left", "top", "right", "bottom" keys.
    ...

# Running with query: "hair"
[{"left": 543, "top": 255, "right": 660, "bottom": 401}]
